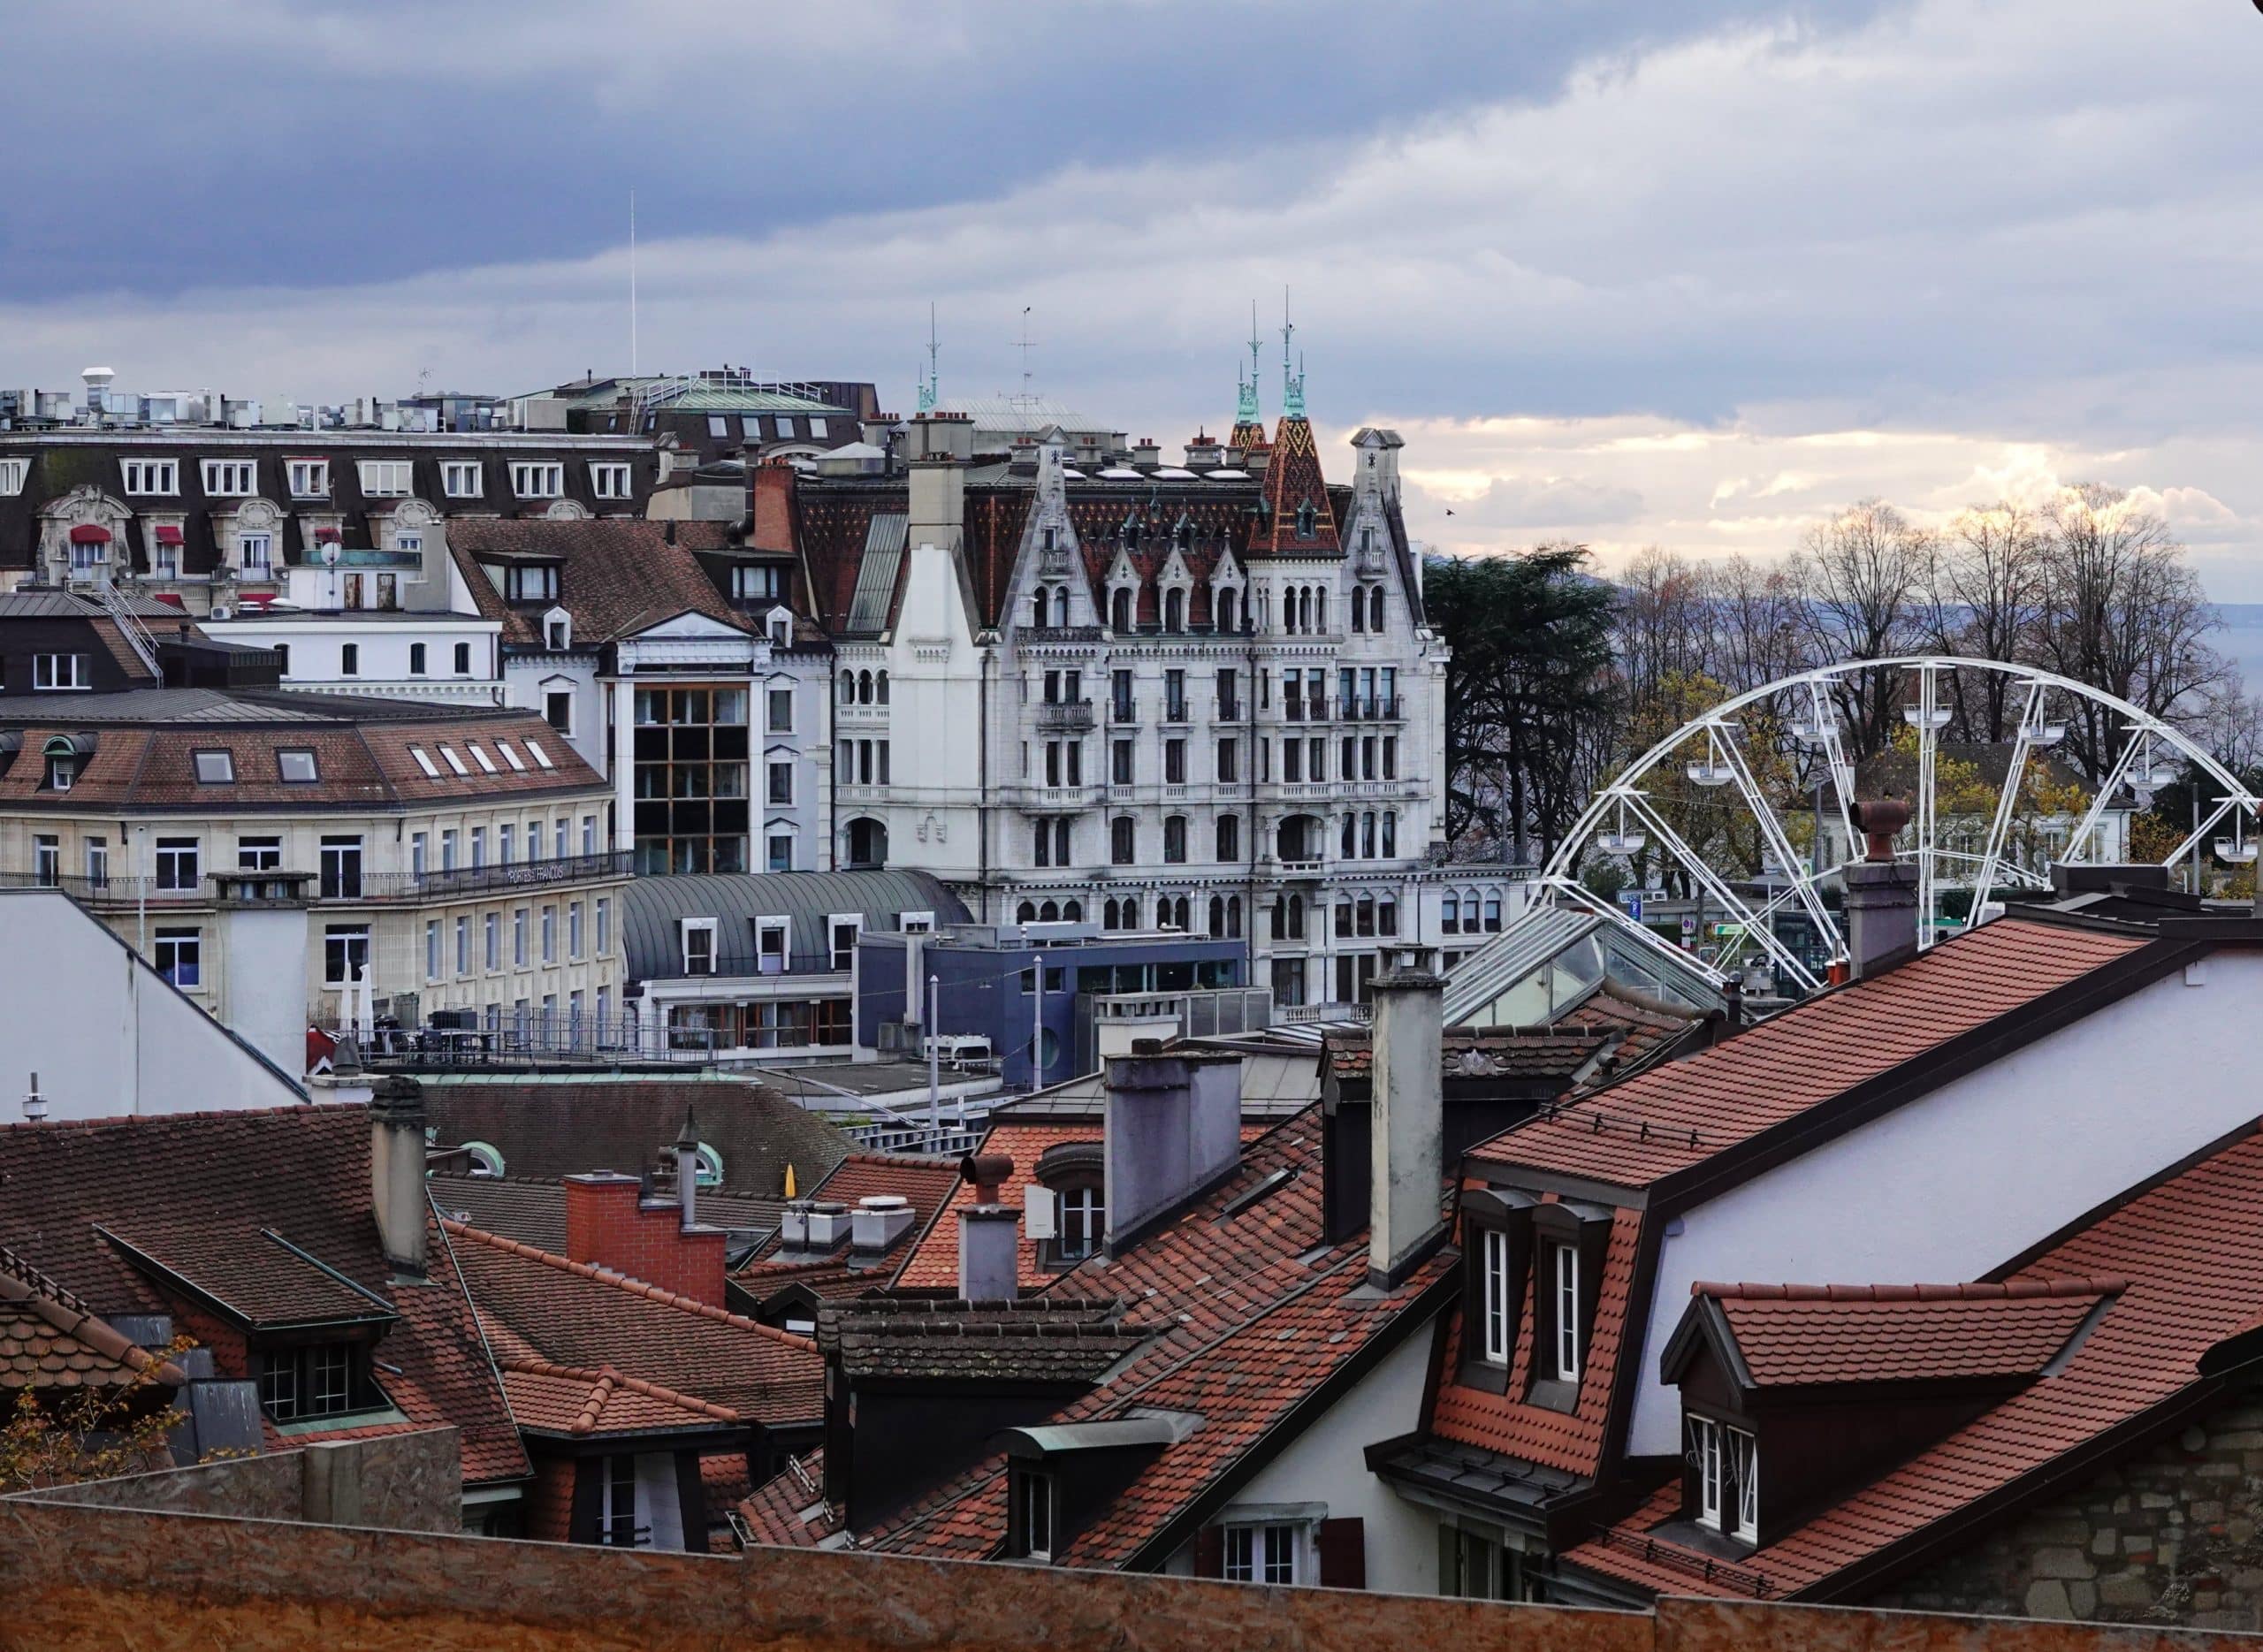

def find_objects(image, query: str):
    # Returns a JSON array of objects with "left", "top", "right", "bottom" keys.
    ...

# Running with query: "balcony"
[
  {"left": 1266, "top": 856, "right": 1328, "bottom": 879},
  {"left": 356, "top": 851, "right": 633, "bottom": 902},
  {"left": 1161, "top": 701, "right": 1192, "bottom": 726},
  {"left": 1281, "top": 697, "right": 1330, "bottom": 724},
  {"left": 1033, "top": 699, "right": 1096, "bottom": 735},
  {"left": 837, "top": 700, "right": 890, "bottom": 725},
  {"left": 1001, "top": 782, "right": 1103, "bottom": 810},
  {"left": 1109, "top": 700, "right": 1138, "bottom": 725},
  {"left": 1341, "top": 697, "right": 1403, "bottom": 721},
  {"left": 650, "top": 948, "right": 840, "bottom": 984},
  {"left": 1214, "top": 697, "right": 1244, "bottom": 722}
]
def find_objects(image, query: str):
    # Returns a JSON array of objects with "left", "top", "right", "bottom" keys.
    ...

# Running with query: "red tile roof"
[
  {"left": 1469, "top": 921, "right": 2153, "bottom": 1191},
  {"left": 0, "top": 1106, "right": 526, "bottom": 1484},
  {"left": 0, "top": 1248, "right": 187, "bottom": 1390},
  {"left": 441, "top": 1221, "right": 822, "bottom": 1426},
  {"left": 889, "top": 1122, "right": 1101, "bottom": 1293},
  {"left": 744, "top": 1105, "right": 1457, "bottom": 1568},
  {"left": 1697, "top": 1278, "right": 2115, "bottom": 1389},
  {"left": 498, "top": 1356, "right": 739, "bottom": 1436},
  {"left": 1429, "top": 1203, "right": 1644, "bottom": 1480},
  {"left": 1566, "top": 1123, "right": 2263, "bottom": 1601},
  {"left": 446, "top": 518, "right": 752, "bottom": 647}
]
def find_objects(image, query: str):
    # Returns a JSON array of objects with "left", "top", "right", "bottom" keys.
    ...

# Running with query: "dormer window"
[
  {"left": 503, "top": 564, "right": 559, "bottom": 604},
  {"left": 1481, "top": 1228, "right": 1512, "bottom": 1363},
  {"left": 590, "top": 461, "right": 633, "bottom": 500},
  {"left": 1687, "top": 1415, "right": 1759, "bottom": 1542},
  {"left": 544, "top": 607, "right": 572, "bottom": 651},
  {"left": 202, "top": 459, "right": 257, "bottom": 497},
  {"left": 1295, "top": 500, "right": 1317, "bottom": 538},
  {"left": 1011, "top": 1466, "right": 1055, "bottom": 1562},
  {"left": 1551, "top": 1242, "right": 1582, "bottom": 1382},
  {"left": 255, "top": 1343, "right": 385, "bottom": 1422},
  {"left": 511, "top": 461, "right": 564, "bottom": 499},
  {"left": 287, "top": 459, "right": 330, "bottom": 498},
  {"left": 1031, "top": 1141, "right": 1107, "bottom": 1268}
]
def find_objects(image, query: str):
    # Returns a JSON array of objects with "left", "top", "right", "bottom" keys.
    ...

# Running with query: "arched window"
[
  {"left": 1350, "top": 589, "right": 1364, "bottom": 634},
  {"left": 1483, "top": 891, "right": 1503, "bottom": 933},
  {"left": 1383, "top": 811, "right": 1398, "bottom": 857},
  {"left": 1110, "top": 587, "right": 1132, "bottom": 631},
  {"left": 1464, "top": 888, "right": 1483, "bottom": 933},
  {"left": 845, "top": 816, "right": 888, "bottom": 869},
  {"left": 1171, "top": 895, "right": 1191, "bottom": 931},
  {"left": 692, "top": 1144, "right": 724, "bottom": 1188},
  {"left": 1040, "top": 900, "right": 1060, "bottom": 922},
  {"left": 857, "top": 669, "right": 873, "bottom": 704},
  {"left": 1119, "top": 894, "right": 1139, "bottom": 929},
  {"left": 461, "top": 1141, "right": 504, "bottom": 1178},
  {"left": 1055, "top": 586, "right": 1071, "bottom": 628},
  {"left": 1163, "top": 587, "right": 1185, "bottom": 633},
  {"left": 876, "top": 670, "right": 889, "bottom": 704},
  {"left": 1017, "top": 901, "right": 1038, "bottom": 923},
  {"left": 1110, "top": 816, "right": 1135, "bottom": 864},
  {"left": 1368, "top": 586, "right": 1385, "bottom": 631},
  {"left": 1162, "top": 815, "right": 1187, "bottom": 864},
  {"left": 1032, "top": 588, "right": 1050, "bottom": 628},
  {"left": 1299, "top": 587, "right": 1314, "bottom": 632},
  {"left": 1296, "top": 500, "right": 1316, "bottom": 538},
  {"left": 1209, "top": 895, "right": 1225, "bottom": 937},
  {"left": 1215, "top": 587, "right": 1238, "bottom": 633},
  {"left": 1063, "top": 899, "right": 1083, "bottom": 923},
  {"left": 839, "top": 668, "right": 855, "bottom": 704},
  {"left": 1341, "top": 813, "right": 1356, "bottom": 858},
  {"left": 1227, "top": 895, "right": 1242, "bottom": 939},
  {"left": 1377, "top": 896, "right": 1397, "bottom": 937},
  {"left": 1270, "top": 900, "right": 1287, "bottom": 941},
  {"left": 1442, "top": 893, "right": 1459, "bottom": 933}
]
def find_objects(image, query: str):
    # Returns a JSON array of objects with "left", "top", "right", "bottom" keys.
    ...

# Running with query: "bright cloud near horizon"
[{"left": 10, "top": 2, "right": 2263, "bottom": 591}]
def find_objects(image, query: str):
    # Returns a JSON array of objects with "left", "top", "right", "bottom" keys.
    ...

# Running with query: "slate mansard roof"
[{"left": 619, "top": 870, "right": 969, "bottom": 981}]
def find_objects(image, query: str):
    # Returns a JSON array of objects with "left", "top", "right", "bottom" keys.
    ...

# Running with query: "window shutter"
[
  {"left": 1317, "top": 1518, "right": 1366, "bottom": 1589},
  {"left": 1193, "top": 1526, "right": 1224, "bottom": 1579}
]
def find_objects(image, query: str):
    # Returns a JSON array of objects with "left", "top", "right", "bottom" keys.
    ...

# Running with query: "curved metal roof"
[{"left": 620, "top": 870, "right": 969, "bottom": 979}]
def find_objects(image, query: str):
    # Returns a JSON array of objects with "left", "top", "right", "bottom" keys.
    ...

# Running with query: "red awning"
[
  {"left": 68, "top": 524, "right": 111, "bottom": 545},
  {"left": 314, "top": 527, "right": 342, "bottom": 543},
  {"left": 153, "top": 524, "right": 185, "bottom": 545},
  {"left": 153, "top": 592, "right": 187, "bottom": 608}
]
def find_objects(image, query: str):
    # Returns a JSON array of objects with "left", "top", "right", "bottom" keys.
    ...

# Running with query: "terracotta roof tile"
[
  {"left": 1702, "top": 1278, "right": 2114, "bottom": 1388},
  {"left": 0, "top": 1247, "right": 187, "bottom": 1390},
  {"left": 446, "top": 519, "right": 751, "bottom": 647},
  {"left": 499, "top": 1356, "right": 739, "bottom": 1436},
  {"left": 819, "top": 1298, "right": 1156, "bottom": 1384},
  {"left": 1566, "top": 1125, "right": 2263, "bottom": 1600},
  {"left": 1469, "top": 922, "right": 2151, "bottom": 1191}
]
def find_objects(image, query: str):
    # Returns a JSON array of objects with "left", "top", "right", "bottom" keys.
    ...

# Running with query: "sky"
[{"left": 10, "top": 2, "right": 2263, "bottom": 591}]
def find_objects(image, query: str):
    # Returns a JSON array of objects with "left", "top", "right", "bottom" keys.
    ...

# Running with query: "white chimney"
[
  {"left": 851, "top": 1194, "right": 916, "bottom": 1254},
  {"left": 957, "top": 1153, "right": 1019, "bottom": 1302},
  {"left": 673, "top": 1108, "right": 702, "bottom": 1229},
  {"left": 1368, "top": 961, "right": 1447, "bottom": 1289},
  {"left": 369, "top": 1075, "right": 429, "bottom": 1279},
  {"left": 1102, "top": 1042, "right": 1243, "bottom": 1249}
]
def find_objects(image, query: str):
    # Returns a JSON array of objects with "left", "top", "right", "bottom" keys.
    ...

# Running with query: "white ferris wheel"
[{"left": 1535, "top": 656, "right": 2260, "bottom": 995}]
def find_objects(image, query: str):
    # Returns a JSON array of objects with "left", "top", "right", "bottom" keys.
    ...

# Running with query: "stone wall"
[
  {"left": 4, "top": 1496, "right": 2260, "bottom": 1652},
  {"left": 1871, "top": 1385, "right": 2263, "bottom": 1633},
  {"left": 11, "top": 1427, "right": 462, "bottom": 1535}
]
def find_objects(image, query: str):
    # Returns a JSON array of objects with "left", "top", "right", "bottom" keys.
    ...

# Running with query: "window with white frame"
[
  {"left": 1689, "top": 1415, "right": 1725, "bottom": 1530},
  {"left": 595, "top": 897, "right": 611, "bottom": 955},
  {"left": 590, "top": 461, "right": 632, "bottom": 499},
  {"left": 32, "top": 653, "right": 88, "bottom": 690},
  {"left": 155, "top": 837, "right": 202, "bottom": 891},
  {"left": 682, "top": 920, "right": 716, "bottom": 976},
  {"left": 503, "top": 564, "right": 559, "bottom": 603},
  {"left": 1482, "top": 1228, "right": 1512, "bottom": 1364},
  {"left": 287, "top": 458, "right": 330, "bottom": 497},
  {"left": 153, "top": 927, "right": 203, "bottom": 989},
  {"left": 425, "top": 921, "right": 442, "bottom": 982},
  {"left": 239, "top": 532, "right": 273, "bottom": 573},
  {"left": 123, "top": 459, "right": 179, "bottom": 495},
  {"left": 766, "top": 688, "right": 794, "bottom": 734},
  {"left": 1552, "top": 1243, "right": 1582, "bottom": 1382},
  {"left": 357, "top": 460, "right": 413, "bottom": 497},
  {"left": 484, "top": 913, "right": 500, "bottom": 971},
  {"left": 767, "top": 759, "right": 794, "bottom": 805},
  {"left": 526, "top": 739, "right": 555, "bottom": 770},
  {"left": 1222, "top": 1523, "right": 1299, "bottom": 1586},
  {"left": 441, "top": 459, "right": 484, "bottom": 498},
  {"left": 510, "top": 461, "right": 564, "bottom": 499},
  {"left": 238, "top": 835, "right": 281, "bottom": 872},
  {"left": 202, "top": 459, "right": 257, "bottom": 496},
  {"left": 323, "top": 924, "right": 371, "bottom": 986},
  {"left": 0, "top": 458, "right": 27, "bottom": 496},
  {"left": 733, "top": 563, "right": 784, "bottom": 601},
  {"left": 1731, "top": 1427, "right": 1758, "bottom": 1539}
]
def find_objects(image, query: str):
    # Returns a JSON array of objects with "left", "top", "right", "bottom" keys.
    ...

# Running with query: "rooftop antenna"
[
  {"left": 629, "top": 191, "right": 638, "bottom": 377},
  {"left": 1014, "top": 306, "right": 1037, "bottom": 408},
  {"left": 1237, "top": 300, "right": 1261, "bottom": 427},
  {"left": 917, "top": 302, "right": 939, "bottom": 415}
]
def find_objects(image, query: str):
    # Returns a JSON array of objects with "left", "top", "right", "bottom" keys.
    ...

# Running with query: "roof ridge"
[
  {"left": 440, "top": 1219, "right": 818, "bottom": 1351},
  {"left": 499, "top": 1353, "right": 741, "bottom": 1429},
  {"left": 0, "top": 1101, "right": 352, "bottom": 1133},
  {"left": 0, "top": 1261, "right": 187, "bottom": 1384},
  {"left": 1695, "top": 1276, "right": 2124, "bottom": 1303}
]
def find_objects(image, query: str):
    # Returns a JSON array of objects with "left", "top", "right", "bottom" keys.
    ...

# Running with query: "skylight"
[
  {"left": 438, "top": 746, "right": 469, "bottom": 776},
  {"left": 497, "top": 742, "right": 526, "bottom": 772},
  {"left": 468, "top": 744, "right": 498, "bottom": 773},
  {"left": 526, "top": 739, "right": 555, "bottom": 770},
  {"left": 409, "top": 746, "right": 440, "bottom": 778}
]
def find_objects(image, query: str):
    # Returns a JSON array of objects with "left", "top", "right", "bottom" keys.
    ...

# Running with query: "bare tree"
[
  {"left": 1923, "top": 502, "right": 2046, "bottom": 740},
  {"left": 1612, "top": 547, "right": 1716, "bottom": 709},
  {"left": 1793, "top": 499, "right": 1933, "bottom": 759},
  {"left": 2029, "top": 484, "right": 2228, "bottom": 782},
  {"left": 1711, "top": 552, "right": 1813, "bottom": 694}
]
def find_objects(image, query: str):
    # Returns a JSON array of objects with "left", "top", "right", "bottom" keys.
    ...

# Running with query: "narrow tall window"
[
  {"left": 1691, "top": 1416, "right": 1724, "bottom": 1531},
  {"left": 1553, "top": 1243, "right": 1581, "bottom": 1382},
  {"left": 1482, "top": 1229, "right": 1512, "bottom": 1365}
]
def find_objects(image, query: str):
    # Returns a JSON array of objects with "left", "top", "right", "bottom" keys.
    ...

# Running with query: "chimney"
[
  {"left": 1368, "top": 959, "right": 1448, "bottom": 1290},
  {"left": 1842, "top": 799, "right": 1918, "bottom": 981},
  {"left": 908, "top": 452, "right": 965, "bottom": 557},
  {"left": 369, "top": 1076, "right": 429, "bottom": 1279},
  {"left": 1131, "top": 438, "right": 1162, "bottom": 469},
  {"left": 673, "top": 1107, "right": 701, "bottom": 1230},
  {"left": 957, "top": 1153, "right": 1019, "bottom": 1302},
  {"left": 852, "top": 1194, "right": 916, "bottom": 1256},
  {"left": 1101, "top": 1040, "right": 1244, "bottom": 1250},
  {"left": 747, "top": 460, "right": 796, "bottom": 552},
  {"left": 564, "top": 1170, "right": 728, "bottom": 1305}
]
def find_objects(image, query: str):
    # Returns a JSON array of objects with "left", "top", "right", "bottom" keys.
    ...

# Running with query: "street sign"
[
  {"left": 1679, "top": 916, "right": 1697, "bottom": 938},
  {"left": 1712, "top": 923, "right": 1744, "bottom": 939},
  {"left": 1627, "top": 896, "right": 1644, "bottom": 923}
]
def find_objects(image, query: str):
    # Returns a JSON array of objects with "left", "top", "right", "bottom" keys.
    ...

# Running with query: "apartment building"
[
  {"left": 0, "top": 629, "right": 627, "bottom": 1051},
  {"left": 786, "top": 369, "right": 1451, "bottom": 1009}
]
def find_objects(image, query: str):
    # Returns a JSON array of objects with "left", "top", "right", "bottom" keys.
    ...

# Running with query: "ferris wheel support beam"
[
  {"left": 1712, "top": 721, "right": 1844, "bottom": 955},
  {"left": 2061, "top": 722, "right": 2147, "bottom": 866},
  {"left": 1912, "top": 666, "right": 1945, "bottom": 938},
  {"left": 1968, "top": 678, "right": 2045, "bottom": 931},
  {"left": 1806, "top": 675, "right": 1859, "bottom": 854},
  {"left": 1619, "top": 791, "right": 1824, "bottom": 993}
]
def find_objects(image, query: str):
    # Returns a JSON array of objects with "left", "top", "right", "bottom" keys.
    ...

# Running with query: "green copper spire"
[
  {"left": 1237, "top": 301, "right": 1262, "bottom": 424},
  {"left": 916, "top": 303, "right": 939, "bottom": 414},
  {"left": 1281, "top": 295, "right": 1305, "bottom": 419}
]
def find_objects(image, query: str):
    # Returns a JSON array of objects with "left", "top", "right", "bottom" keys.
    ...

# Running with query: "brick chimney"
[
  {"left": 369, "top": 1075, "right": 428, "bottom": 1280},
  {"left": 957, "top": 1153, "right": 1018, "bottom": 1303},
  {"left": 1843, "top": 799, "right": 1919, "bottom": 981},
  {"left": 747, "top": 460, "right": 796, "bottom": 552},
  {"left": 563, "top": 1170, "right": 727, "bottom": 1306},
  {"left": 1101, "top": 1040, "right": 1243, "bottom": 1250},
  {"left": 1368, "top": 959, "right": 1447, "bottom": 1290}
]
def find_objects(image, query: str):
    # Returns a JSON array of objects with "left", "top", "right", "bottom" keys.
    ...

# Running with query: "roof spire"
[
  {"left": 1238, "top": 300, "right": 1262, "bottom": 424},
  {"left": 1281, "top": 287, "right": 1305, "bottom": 420},
  {"left": 916, "top": 302, "right": 939, "bottom": 415}
]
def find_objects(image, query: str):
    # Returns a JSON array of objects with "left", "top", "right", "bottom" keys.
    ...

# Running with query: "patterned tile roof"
[
  {"left": 498, "top": 1356, "right": 739, "bottom": 1437},
  {"left": 819, "top": 1298, "right": 1155, "bottom": 1384},
  {"left": 1566, "top": 1123, "right": 2263, "bottom": 1601},
  {"left": 1699, "top": 1279, "right": 2115, "bottom": 1389},
  {"left": 446, "top": 518, "right": 751, "bottom": 647},
  {"left": 1468, "top": 921, "right": 2153, "bottom": 1191},
  {"left": 441, "top": 1221, "right": 823, "bottom": 1426}
]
